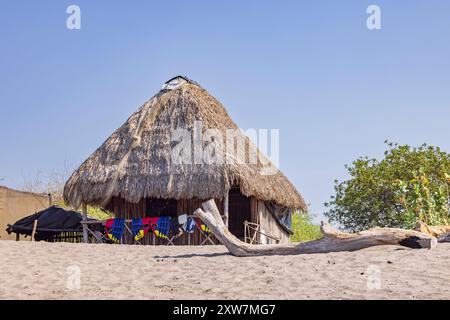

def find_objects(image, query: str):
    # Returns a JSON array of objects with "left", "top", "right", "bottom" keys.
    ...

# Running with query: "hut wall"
[
  {"left": 0, "top": 186, "right": 49, "bottom": 240},
  {"left": 251, "top": 198, "right": 291, "bottom": 244},
  {"left": 104, "top": 196, "right": 290, "bottom": 245}
]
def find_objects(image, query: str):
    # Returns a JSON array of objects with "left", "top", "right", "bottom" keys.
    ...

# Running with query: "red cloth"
[
  {"left": 141, "top": 217, "right": 160, "bottom": 236},
  {"left": 104, "top": 218, "right": 115, "bottom": 237},
  {"left": 105, "top": 219, "right": 114, "bottom": 228}
]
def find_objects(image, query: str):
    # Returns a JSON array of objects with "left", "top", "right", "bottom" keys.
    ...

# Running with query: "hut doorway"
[{"left": 228, "top": 188, "right": 251, "bottom": 240}]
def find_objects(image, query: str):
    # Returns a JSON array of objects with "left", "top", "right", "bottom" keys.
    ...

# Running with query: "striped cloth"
[
  {"left": 155, "top": 216, "right": 171, "bottom": 239},
  {"left": 105, "top": 218, "right": 125, "bottom": 244}
]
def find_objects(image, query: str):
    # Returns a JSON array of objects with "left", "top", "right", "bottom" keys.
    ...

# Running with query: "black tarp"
[{"left": 6, "top": 206, "right": 95, "bottom": 241}]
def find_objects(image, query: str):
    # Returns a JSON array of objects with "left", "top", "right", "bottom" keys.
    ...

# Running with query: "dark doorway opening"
[
  {"left": 228, "top": 188, "right": 251, "bottom": 240},
  {"left": 146, "top": 198, "right": 178, "bottom": 217}
]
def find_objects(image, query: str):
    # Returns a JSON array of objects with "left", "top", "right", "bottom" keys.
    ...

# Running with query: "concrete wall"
[{"left": 0, "top": 186, "right": 49, "bottom": 240}]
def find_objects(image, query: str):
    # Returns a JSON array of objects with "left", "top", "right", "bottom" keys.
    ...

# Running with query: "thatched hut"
[{"left": 64, "top": 76, "right": 306, "bottom": 244}]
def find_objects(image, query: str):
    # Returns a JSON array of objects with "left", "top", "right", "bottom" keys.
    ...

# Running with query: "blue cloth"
[
  {"left": 183, "top": 217, "right": 196, "bottom": 233},
  {"left": 265, "top": 202, "right": 293, "bottom": 231},
  {"left": 131, "top": 218, "right": 142, "bottom": 238},
  {"left": 156, "top": 216, "right": 171, "bottom": 238},
  {"left": 111, "top": 218, "right": 126, "bottom": 241}
]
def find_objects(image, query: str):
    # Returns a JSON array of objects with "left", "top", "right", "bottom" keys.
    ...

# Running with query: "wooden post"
[
  {"left": 244, "top": 221, "right": 247, "bottom": 244},
  {"left": 31, "top": 219, "right": 38, "bottom": 241},
  {"left": 223, "top": 191, "right": 229, "bottom": 228},
  {"left": 82, "top": 203, "right": 88, "bottom": 243}
]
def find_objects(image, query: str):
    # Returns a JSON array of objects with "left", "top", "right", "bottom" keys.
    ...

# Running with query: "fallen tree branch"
[
  {"left": 415, "top": 221, "right": 450, "bottom": 243},
  {"left": 193, "top": 199, "right": 437, "bottom": 257}
]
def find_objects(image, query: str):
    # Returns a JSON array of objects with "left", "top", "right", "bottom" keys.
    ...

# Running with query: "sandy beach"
[{"left": 1, "top": 240, "right": 449, "bottom": 300}]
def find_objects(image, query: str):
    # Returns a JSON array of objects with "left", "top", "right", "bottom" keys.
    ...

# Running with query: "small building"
[
  {"left": 63, "top": 77, "right": 307, "bottom": 244},
  {"left": 0, "top": 186, "right": 50, "bottom": 240}
]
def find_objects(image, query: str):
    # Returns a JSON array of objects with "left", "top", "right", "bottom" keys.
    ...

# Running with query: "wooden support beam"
[
  {"left": 223, "top": 191, "right": 229, "bottom": 228},
  {"left": 85, "top": 226, "right": 102, "bottom": 242},
  {"left": 194, "top": 199, "right": 437, "bottom": 257},
  {"left": 82, "top": 203, "right": 88, "bottom": 243},
  {"left": 31, "top": 219, "right": 38, "bottom": 241}
]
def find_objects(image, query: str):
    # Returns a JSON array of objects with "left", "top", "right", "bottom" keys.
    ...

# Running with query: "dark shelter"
[{"left": 6, "top": 206, "right": 96, "bottom": 242}]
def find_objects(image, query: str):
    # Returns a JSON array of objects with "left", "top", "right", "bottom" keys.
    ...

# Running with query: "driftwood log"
[
  {"left": 415, "top": 221, "right": 450, "bottom": 243},
  {"left": 193, "top": 200, "right": 437, "bottom": 257}
]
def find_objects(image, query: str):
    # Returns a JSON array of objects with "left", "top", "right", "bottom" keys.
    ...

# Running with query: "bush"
[
  {"left": 55, "top": 200, "right": 112, "bottom": 220},
  {"left": 290, "top": 212, "right": 322, "bottom": 242},
  {"left": 325, "top": 142, "right": 450, "bottom": 231}
]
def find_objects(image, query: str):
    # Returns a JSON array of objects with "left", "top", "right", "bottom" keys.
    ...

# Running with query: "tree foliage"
[
  {"left": 325, "top": 142, "right": 450, "bottom": 231},
  {"left": 290, "top": 211, "right": 322, "bottom": 242}
]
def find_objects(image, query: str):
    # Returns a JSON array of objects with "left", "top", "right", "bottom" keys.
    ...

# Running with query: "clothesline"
[{"left": 80, "top": 215, "right": 199, "bottom": 225}]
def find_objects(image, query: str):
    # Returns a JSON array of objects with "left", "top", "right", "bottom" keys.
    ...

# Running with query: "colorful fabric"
[
  {"left": 183, "top": 217, "right": 196, "bottom": 233},
  {"left": 148, "top": 217, "right": 160, "bottom": 227},
  {"left": 104, "top": 219, "right": 115, "bottom": 242},
  {"left": 129, "top": 216, "right": 181, "bottom": 241},
  {"left": 105, "top": 218, "right": 125, "bottom": 244},
  {"left": 134, "top": 217, "right": 157, "bottom": 241},
  {"left": 131, "top": 218, "right": 143, "bottom": 240},
  {"left": 170, "top": 218, "right": 182, "bottom": 235},
  {"left": 195, "top": 218, "right": 211, "bottom": 234},
  {"left": 154, "top": 216, "right": 171, "bottom": 239}
]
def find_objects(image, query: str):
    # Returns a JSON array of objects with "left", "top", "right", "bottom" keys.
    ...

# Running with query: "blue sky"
[{"left": 1, "top": 1, "right": 449, "bottom": 221}]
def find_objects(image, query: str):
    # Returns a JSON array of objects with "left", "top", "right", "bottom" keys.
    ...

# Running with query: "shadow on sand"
[{"left": 154, "top": 252, "right": 231, "bottom": 259}]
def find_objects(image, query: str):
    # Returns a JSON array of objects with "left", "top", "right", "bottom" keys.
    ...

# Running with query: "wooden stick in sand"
[{"left": 31, "top": 219, "right": 38, "bottom": 242}]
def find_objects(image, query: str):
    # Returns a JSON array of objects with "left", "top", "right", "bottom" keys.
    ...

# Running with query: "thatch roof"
[{"left": 63, "top": 77, "right": 307, "bottom": 211}]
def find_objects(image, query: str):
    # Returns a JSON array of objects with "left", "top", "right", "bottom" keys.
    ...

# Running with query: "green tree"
[
  {"left": 325, "top": 142, "right": 450, "bottom": 231},
  {"left": 290, "top": 212, "right": 322, "bottom": 242}
]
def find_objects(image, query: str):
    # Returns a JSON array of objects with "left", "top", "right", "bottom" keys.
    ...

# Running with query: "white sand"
[{"left": 1, "top": 240, "right": 449, "bottom": 299}]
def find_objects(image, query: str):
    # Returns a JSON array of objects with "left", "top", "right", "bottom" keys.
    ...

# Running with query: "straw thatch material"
[{"left": 63, "top": 77, "right": 306, "bottom": 211}]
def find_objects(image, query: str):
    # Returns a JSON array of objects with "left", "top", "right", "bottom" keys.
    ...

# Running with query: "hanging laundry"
[
  {"left": 134, "top": 217, "right": 158, "bottom": 241},
  {"left": 177, "top": 214, "right": 188, "bottom": 225},
  {"left": 148, "top": 217, "right": 160, "bottom": 230},
  {"left": 183, "top": 217, "right": 196, "bottom": 233},
  {"left": 104, "top": 219, "right": 115, "bottom": 242},
  {"left": 195, "top": 218, "right": 211, "bottom": 234},
  {"left": 105, "top": 218, "right": 126, "bottom": 244},
  {"left": 154, "top": 216, "right": 171, "bottom": 239},
  {"left": 170, "top": 217, "right": 182, "bottom": 235},
  {"left": 131, "top": 218, "right": 143, "bottom": 240}
]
